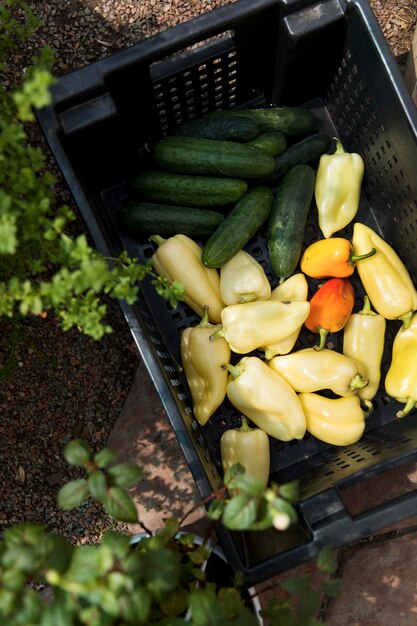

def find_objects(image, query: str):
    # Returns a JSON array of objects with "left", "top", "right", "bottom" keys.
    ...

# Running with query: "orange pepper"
[
  {"left": 305, "top": 278, "right": 355, "bottom": 350},
  {"left": 300, "top": 238, "right": 376, "bottom": 279}
]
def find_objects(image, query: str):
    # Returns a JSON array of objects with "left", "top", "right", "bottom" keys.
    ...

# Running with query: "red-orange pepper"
[
  {"left": 305, "top": 278, "right": 355, "bottom": 350},
  {"left": 300, "top": 238, "right": 376, "bottom": 279}
]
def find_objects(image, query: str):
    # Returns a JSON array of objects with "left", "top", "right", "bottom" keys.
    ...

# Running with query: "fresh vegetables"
[
  {"left": 300, "top": 237, "right": 376, "bottom": 279},
  {"left": 211, "top": 299, "right": 310, "bottom": 354},
  {"left": 117, "top": 201, "right": 225, "bottom": 240},
  {"left": 315, "top": 140, "right": 364, "bottom": 238},
  {"left": 202, "top": 186, "right": 273, "bottom": 268},
  {"left": 130, "top": 169, "right": 248, "bottom": 207},
  {"left": 298, "top": 393, "right": 366, "bottom": 446},
  {"left": 180, "top": 306, "right": 231, "bottom": 425},
  {"left": 220, "top": 415, "right": 270, "bottom": 490},
  {"left": 150, "top": 234, "right": 225, "bottom": 323},
  {"left": 343, "top": 296, "right": 386, "bottom": 413},
  {"left": 385, "top": 312, "right": 417, "bottom": 417},
  {"left": 352, "top": 222, "right": 417, "bottom": 327},
  {"left": 219, "top": 250, "right": 271, "bottom": 305},
  {"left": 268, "top": 348, "right": 368, "bottom": 397},
  {"left": 224, "top": 356, "right": 307, "bottom": 441},
  {"left": 267, "top": 164, "right": 316, "bottom": 282},
  {"left": 304, "top": 278, "right": 355, "bottom": 350},
  {"left": 121, "top": 103, "right": 417, "bottom": 491}
]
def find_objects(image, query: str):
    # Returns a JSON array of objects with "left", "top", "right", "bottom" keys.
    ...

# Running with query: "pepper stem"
[
  {"left": 210, "top": 327, "right": 226, "bottom": 341},
  {"left": 350, "top": 247, "right": 377, "bottom": 265},
  {"left": 314, "top": 327, "right": 328, "bottom": 351},
  {"left": 239, "top": 415, "right": 252, "bottom": 432},
  {"left": 238, "top": 294, "right": 257, "bottom": 303},
  {"left": 334, "top": 140, "right": 345, "bottom": 154},
  {"left": 221, "top": 362, "right": 242, "bottom": 379},
  {"left": 397, "top": 310, "right": 413, "bottom": 329},
  {"left": 396, "top": 397, "right": 416, "bottom": 418},
  {"left": 360, "top": 295, "right": 375, "bottom": 316},
  {"left": 198, "top": 305, "right": 213, "bottom": 329},
  {"left": 349, "top": 373, "right": 369, "bottom": 391},
  {"left": 149, "top": 234, "right": 166, "bottom": 247},
  {"left": 361, "top": 400, "right": 374, "bottom": 415}
]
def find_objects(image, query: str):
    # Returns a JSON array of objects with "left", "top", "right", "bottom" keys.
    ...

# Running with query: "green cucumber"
[
  {"left": 213, "top": 107, "right": 315, "bottom": 136},
  {"left": 246, "top": 131, "right": 286, "bottom": 156},
  {"left": 268, "top": 164, "right": 316, "bottom": 282},
  {"left": 151, "top": 136, "right": 274, "bottom": 179},
  {"left": 117, "top": 201, "right": 225, "bottom": 240},
  {"left": 130, "top": 169, "right": 248, "bottom": 208},
  {"left": 172, "top": 115, "right": 259, "bottom": 141},
  {"left": 267, "top": 133, "right": 332, "bottom": 181},
  {"left": 202, "top": 186, "right": 274, "bottom": 268}
]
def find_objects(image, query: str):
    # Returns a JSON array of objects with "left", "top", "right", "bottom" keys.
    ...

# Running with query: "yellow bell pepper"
[
  {"left": 220, "top": 415, "right": 270, "bottom": 490},
  {"left": 219, "top": 250, "right": 271, "bottom": 305},
  {"left": 224, "top": 356, "right": 306, "bottom": 441},
  {"left": 343, "top": 296, "right": 386, "bottom": 413},
  {"left": 315, "top": 140, "right": 364, "bottom": 238},
  {"left": 299, "top": 392, "right": 366, "bottom": 446},
  {"left": 210, "top": 299, "right": 310, "bottom": 354},
  {"left": 263, "top": 273, "right": 309, "bottom": 358},
  {"left": 300, "top": 237, "right": 376, "bottom": 279},
  {"left": 352, "top": 223, "right": 417, "bottom": 327},
  {"left": 268, "top": 347, "right": 368, "bottom": 396},
  {"left": 180, "top": 305, "right": 231, "bottom": 425},
  {"left": 150, "top": 234, "right": 225, "bottom": 323},
  {"left": 385, "top": 312, "right": 417, "bottom": 417}
]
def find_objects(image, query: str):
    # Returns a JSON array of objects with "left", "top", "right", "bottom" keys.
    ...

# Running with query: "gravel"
[{"left": 0, "top": 0, "right": 416, "bottom": 543}]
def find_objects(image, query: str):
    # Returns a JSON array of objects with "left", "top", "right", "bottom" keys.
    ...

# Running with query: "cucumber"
[
  {"left": 130, "top": 169, "right": 248, "bottom": 208},
  {"left": 268, "top": 164, "right": 316, "bottom": 282},
  {"left": 117, "top": 201, "right": 225, "bottom": 240},
  {"left": 151, "top": 136, "right": 275, "bottom": 179},
  {"left": 267, "top": 133, "right": 332, "bottom": 181},
  {"left": 213, "top": 107, "right": 315, "bottom": 136},
  {"left": 172, "top": 115, "right": 259, "bottom": 142},
  {"left": 202, "top": 186, "right": 274, "bottom": 268},
  {"left": 246, "top": 131, "right": 286, "bottom": 156}
]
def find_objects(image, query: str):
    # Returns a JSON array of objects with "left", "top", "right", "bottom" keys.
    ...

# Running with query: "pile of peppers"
[{"left": 149, "top": 138, "right": 417, "bottom": 493}]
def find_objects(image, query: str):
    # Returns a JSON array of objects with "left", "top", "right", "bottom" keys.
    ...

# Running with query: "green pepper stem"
[
  {"left": 349, "top": 373, "right": 369, "bottom": 391},
  {"left": 350, "top": 247, "right": 377, "bottom": 265},
  {"left": 360, "top": 295, "right": 376, "bottom": 316},
  {"left": 149, "top": 234, "right": 166, "bottom": 247},
  {"left": 221, "top": 363, "right": 242, "bottom": 379},
  {"left": 396, "top": 397, "right": 416, "bottom": 418},
  {"left": 210, "top": 327, "right": 226, "bottom": 341},
  {"left": 239, "top": 415, "right": 252, "bottom": 432},
  {"left": 361, "top": 400, "right": 374, "bottom": 415},
  {"left": 198, "top": 305, "right": 213, "bottom": 329},
  {"left": 334, "top": 140, "right": 345, "bottom": 154},
  {"left": 398, "top": 310, "right": 413, "bottom": 329},
  {"left": 314, "top": 327, "right": 328, "bottom": 351}
]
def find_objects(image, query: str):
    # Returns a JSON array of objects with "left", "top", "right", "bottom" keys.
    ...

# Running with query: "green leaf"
[
  {"left": 263, "top": 598, "right": 293, "bottom": 626},
  {"left": 63, "top": 439, "right": 91, "bottom": 467},
  {"left": 189, "top": 587, "right": 225, "bottom": 625},
  {"left": 160, "top": 588, "right": 189, "bottom": 617},
  {"left": 103, "top": 487, "right": 138, "bottom": 523},
  {"left": 317, "top": 546, "right": 338, "bottom": 575},
  {"left": 207, "top": 498, "right": 225, "bottom": 521},
  {"left": 93, "top": 447, "right": 116, "bottom": 468},
  {"left": 57, "top": 479, "right": 89, "bottom": 510},
  {"left": 294, "top": 590, "right": 321, "bottom": 626},
  {"left": 218, "top": 587, "right": 244, "bottom": 619},
  {"left": 121, "top": 587, "right": 152, "bottom": 623},
  {"left": 222, "top": 494, "right": 259, "bottom": 530},
  {"left": 224, "top": 462, "right": 245, "bottom": 485},
  {"left": 101, "top": 531, "right": 131, "bottom": 559},
  {"left": 65, "top": 544, "right": 114, "bottom": 583},
  {"left": 227, "top": 473, "right": 265, "bottom": 497},
  {"left": 107, "top": 463, "right": 144, "bottom": 488},
  {"left": 280, "top": 574, "right": 310, "bottom": 595},
  {"left": 0, "top": 214, "right": 17, "bottom": 254},
  {"left": 278, "top": 480, "right": 299, "bottom": 504},
  {"left": 88, "top": 470, "right": 107, "bottom": 502}
]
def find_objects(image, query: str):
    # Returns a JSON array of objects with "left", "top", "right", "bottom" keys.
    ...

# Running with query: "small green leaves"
[
  {"left": 63, "top": 439, "right": 91, "bottom": 467},
  {"left": 57, "top": 479, "right": 89, "bottom": 510},
  {"left": 107, "top": 463, "right": 144, "bottom": 488},
  {"left": 103, "top": 487, "right": 138, "bottom": 524},
  {"left": 93, "top": 447, "right": 116, "bottom": 469}
]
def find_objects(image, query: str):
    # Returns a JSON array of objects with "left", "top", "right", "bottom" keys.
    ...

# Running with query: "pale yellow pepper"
[
  {"left": 268, "top": 347, "right": 368, "bottom": 396},
  {"left": 352, "top": 222, "right": 417, "bottom": 327},
  {"left": 219, "top": 250, "right": 271, "bottom": 305},
  {"left": 224, "top": 356, "right": 306, "bottom": 441},
  {"left": 211, "top": 299, "right": 310, "bottom": 354},
  {"left": 299, "top": 392, "right": 366, "bottom": 446},
  {"left": 180, "top": 306, "right": 231, "bottom": 425},
  {"left": 220, "top": 415, "right": 270, "bottom": 490},
  {"left": 385, "top": 312, "right": 417, "bottom": 417},
  {"left": 150, "top": 234, "right": 225, "bottom": 323},
  {"left": 315, "top": 140, "right": 364, "bottom": 238},
  {"left": 264, "top": 273, "right": 309, "bottom": 358},
  {"left": 343, "top": 295, "right": 386, "bottom": 413}
]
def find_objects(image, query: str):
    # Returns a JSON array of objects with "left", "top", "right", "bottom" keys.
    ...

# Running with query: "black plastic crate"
[{"left": 37, "top": 0, "right": 417, "bottom": 586}]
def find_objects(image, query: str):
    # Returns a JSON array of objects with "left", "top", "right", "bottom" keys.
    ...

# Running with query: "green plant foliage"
[{"left": 0, "top": 2, "right": 184, "bottom": 340}]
